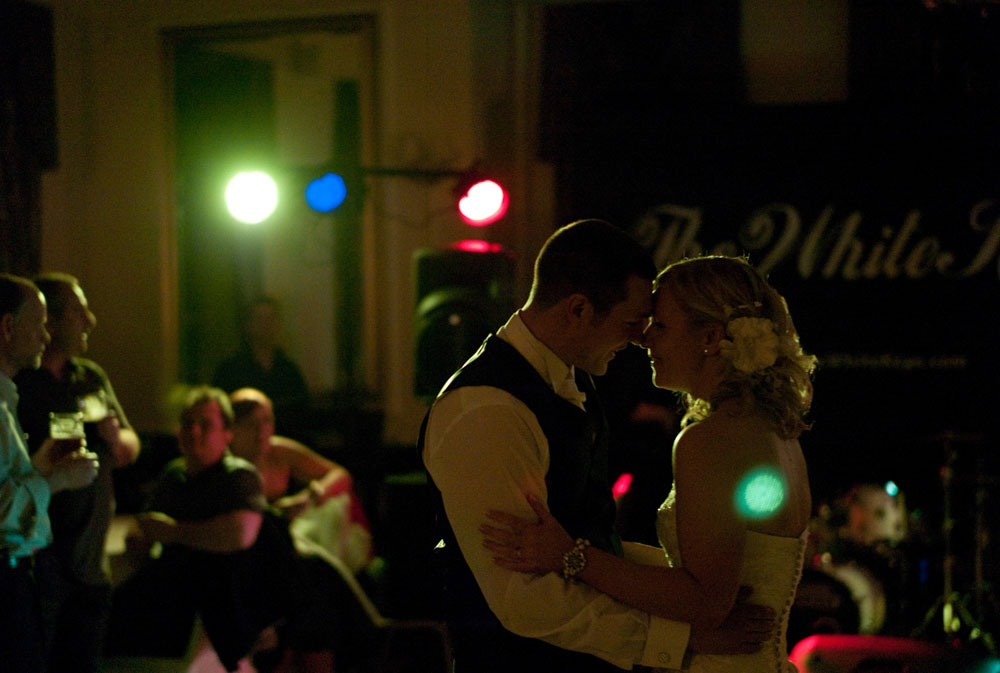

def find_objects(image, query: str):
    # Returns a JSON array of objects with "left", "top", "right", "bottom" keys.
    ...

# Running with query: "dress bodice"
[{"left": 656, "top": 488, "right": 807, "bottom": 673}]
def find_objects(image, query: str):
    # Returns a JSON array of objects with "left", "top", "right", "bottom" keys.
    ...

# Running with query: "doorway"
[{"left": 165, "top": 17, "right": 377, "bottom": 397}]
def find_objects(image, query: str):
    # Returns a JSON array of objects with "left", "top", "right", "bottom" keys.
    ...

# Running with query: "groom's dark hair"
[{"left": 528, "top": 219, "right": 655, "bottom": 315}]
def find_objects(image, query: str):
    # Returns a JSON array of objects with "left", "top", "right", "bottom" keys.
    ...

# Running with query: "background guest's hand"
[
  {"left": 135, "top": 511, "right": 179, "bottom": 544},
  {"left": 54, "top": 449, "right": 100, "bottom": 490},
  {"left": 96, "top": 412, "right": 121, "bottom": 446},
  {"left": 688, "top": 586, "right": 775, "bottom": 655},
  {"left": 121, "top": 515, "right": 155, "bottom": 558},
  {"left": 34, "top": 438, "right": 100, "bottom": 492},
  {"left": 481, "top": 493, "right": 573, "bottom": 575},
  {"left": 274, "top": 491, "right": 311, "bottom": 520},
  {"left": 32, "top": 436, "right": 81, "bottom": 475}
]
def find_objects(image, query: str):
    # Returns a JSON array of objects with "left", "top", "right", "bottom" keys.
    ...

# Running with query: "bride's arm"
[
  {"left": 621, "top": 540, "right": 671, "bottom": 565},
  {"left": 582, "top": 425, "right": 746, "bottom": 628},
  {"left": 482, "top": 424, "right": 747, "bottom": 630}
]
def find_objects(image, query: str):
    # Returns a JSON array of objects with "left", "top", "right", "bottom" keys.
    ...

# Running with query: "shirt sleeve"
[
  {"left": 424, "top": 387, "right": 689, "bottom": 670},
  {"left": 227, "top": 465, "right": 268, "bottom": 513},
  {"left": 99, "top": 371, "right": 130, "bottom": 430},
  {"left": 0, "top": 410, "right": 51, "bottom": 550}
]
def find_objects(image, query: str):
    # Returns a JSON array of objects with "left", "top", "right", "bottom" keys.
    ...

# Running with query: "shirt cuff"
[{"left": 639, "top": 615, "right": 690, "bottom": 669}]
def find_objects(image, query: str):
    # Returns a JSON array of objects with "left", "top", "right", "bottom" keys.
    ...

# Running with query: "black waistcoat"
[{"left": 419, "top": 335, "right": 621, "bottom": 673}]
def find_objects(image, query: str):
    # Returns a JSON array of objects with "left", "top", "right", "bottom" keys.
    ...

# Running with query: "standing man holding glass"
[
  {"left": 15, "top": 272, "right": 140, "bottom": 673},
  {"left": 1, "top": 273, "right": 99, "bottom": 673}
]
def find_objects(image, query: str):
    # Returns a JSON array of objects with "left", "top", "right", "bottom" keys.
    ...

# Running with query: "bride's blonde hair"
[{"left": 654, "top": 256, "right": 817, "bottom": 439}]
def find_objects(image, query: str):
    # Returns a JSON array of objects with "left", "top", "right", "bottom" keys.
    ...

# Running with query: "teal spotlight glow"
[
  {"left": 226, "top": 171, "right": 278, "bottom": 224},
  {"left": 966, "top": 657, "right": 1000, "bottom": 673},
  {"left": 884, "top": 480, "right": 899, "bottom": 497},
  {"left": 305, "top": 172, "right": 347, "bottom": 213},
  {"left": 735, "top": 466, "right": 786, "bottom": 520}
]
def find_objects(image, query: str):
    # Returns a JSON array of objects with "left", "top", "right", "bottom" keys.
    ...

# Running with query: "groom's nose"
[{"left": 636, "top": 323, "right": 652, "bottom": 348}]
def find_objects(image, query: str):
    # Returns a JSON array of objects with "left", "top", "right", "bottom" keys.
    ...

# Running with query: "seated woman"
[{"left": 229, "top": 387, "right": 373, "bottom": 573}]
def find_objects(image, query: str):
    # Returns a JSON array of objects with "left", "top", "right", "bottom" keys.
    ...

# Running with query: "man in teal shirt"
[{"left": 0, "top": 273, "right": 98, "bottom": 673}]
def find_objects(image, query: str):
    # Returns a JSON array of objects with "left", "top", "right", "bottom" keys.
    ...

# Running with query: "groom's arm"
[
  {"left": 688, "top": 589, "right": 776, "bottom": 655},
  {"left": 426, "top": 388, "right": 690, "bottom": 670}
]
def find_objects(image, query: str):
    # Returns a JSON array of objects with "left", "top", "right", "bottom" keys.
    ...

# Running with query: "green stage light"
[{"left": 225, "top": 171, "right": 278, "bottom": 224}]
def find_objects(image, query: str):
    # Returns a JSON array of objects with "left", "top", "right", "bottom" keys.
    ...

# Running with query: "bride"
[{"left": 481, "top": 255, "right": 817, "bottom": 672}]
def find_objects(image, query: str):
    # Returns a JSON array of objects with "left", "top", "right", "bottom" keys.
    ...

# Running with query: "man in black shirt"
[{"left": 15, "top": 272, "right": 140, "bottom": 673}]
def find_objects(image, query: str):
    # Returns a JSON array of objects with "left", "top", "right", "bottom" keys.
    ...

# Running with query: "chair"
[{"left": 289, "top": 532, "right": 452, "bottom": 673}]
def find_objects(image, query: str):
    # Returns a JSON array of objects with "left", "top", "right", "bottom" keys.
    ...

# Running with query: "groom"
[{"left": 420, "top": 220, "right": 773, "bottom": 672}]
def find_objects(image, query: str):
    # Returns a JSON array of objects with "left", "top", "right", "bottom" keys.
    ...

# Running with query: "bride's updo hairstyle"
[{"left": 654, "top": 256, "right": 817, "bottom": 439}]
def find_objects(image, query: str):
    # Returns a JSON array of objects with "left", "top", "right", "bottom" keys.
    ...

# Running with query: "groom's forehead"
[
  {"left": 627, "top": 276, "right": 653, "bottom": 312},
  {"left": 608, "top": 279, "right": 653, "bottom": 321}
]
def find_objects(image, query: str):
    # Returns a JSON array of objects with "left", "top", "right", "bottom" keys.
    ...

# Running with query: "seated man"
[
  {"left": 229, "top": 387, "right": 373, "bottom": 574},
  {"left": 110, "top": 386, "right": 349, "bottom": 672}
]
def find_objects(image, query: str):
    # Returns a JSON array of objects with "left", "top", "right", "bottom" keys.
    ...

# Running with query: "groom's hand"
[{"left": 687, "top": 587, "right": 776, "bottom": 655}]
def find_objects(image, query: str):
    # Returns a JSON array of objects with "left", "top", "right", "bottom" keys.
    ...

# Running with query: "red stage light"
[
  {"left": 612, "top": 473, "right": 633, "bottom": 501},
  {"left": 457, "top": 179, "right": 508, "bottom": 226},
  {"left": 453, "top": 240, "right": 504, "bottom": 253}
]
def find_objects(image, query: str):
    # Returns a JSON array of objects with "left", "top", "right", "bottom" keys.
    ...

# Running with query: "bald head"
[
  {"left": 0, "top": 273, "right": 37, "bottom": 319},
  {"left": 0, "top": 274, "right": 49, "bottom": 377},
  {"left": 231, "top": 387, "right": 273, "bottom": 417},
  {"left": 229, "top": 387, "right": 275, "bottom": 460}
]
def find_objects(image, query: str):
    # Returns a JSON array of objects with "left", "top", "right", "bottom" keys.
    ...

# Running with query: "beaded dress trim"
[{"left": 655, "top": 489, "right": 809, "bottom": 673}]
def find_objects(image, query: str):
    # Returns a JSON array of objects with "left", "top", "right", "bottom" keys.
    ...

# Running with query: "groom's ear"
[
  {"left": 564, "top": 293, "right": 592, "bottom": 324},
  {"left": 0, "top": 312, "right": 13, "bottom": 342}
]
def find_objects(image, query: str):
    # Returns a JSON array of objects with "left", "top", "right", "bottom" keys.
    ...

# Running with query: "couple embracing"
[{"left": 420, "top": 219, "right": 817, "bottom": 673}]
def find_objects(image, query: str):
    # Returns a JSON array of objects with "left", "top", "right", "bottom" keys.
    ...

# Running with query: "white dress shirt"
[{"left": 423, "top": 312, "right": 689, "bottom": 670}]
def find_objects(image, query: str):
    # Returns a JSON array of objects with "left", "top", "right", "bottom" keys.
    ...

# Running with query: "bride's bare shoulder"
[{"left": 676, "top": 409, "right": 789, "bottom": 472}]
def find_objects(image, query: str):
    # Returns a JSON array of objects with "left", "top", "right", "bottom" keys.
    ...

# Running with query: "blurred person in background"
[
  {"left": 15, "top": 272, "right": 140, "bottom": 673},
  {"left": 213, "top": 297, "right": 309, "bottom": 437},
  {"left": 1, "top": 273, "right": 99, "bottom": 673},
  {"left": 229, "top": 387, "right": 373, "bottom": 574},
  {"left": 113, "top": 386, "right": 364, "bottom": 673}
]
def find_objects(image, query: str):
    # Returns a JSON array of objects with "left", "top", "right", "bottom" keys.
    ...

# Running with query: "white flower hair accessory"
[{"left": 719, "top": 316, "right": 779, "bottom": 373}]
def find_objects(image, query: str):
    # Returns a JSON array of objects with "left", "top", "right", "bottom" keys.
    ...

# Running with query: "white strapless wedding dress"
[{"left": 655, "top": 488, "right": 807, "bottom": 673}]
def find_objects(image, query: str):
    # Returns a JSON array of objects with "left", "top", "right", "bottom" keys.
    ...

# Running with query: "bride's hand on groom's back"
[{"left": 687, "top": 586, "right": 776, "bottom": 655}]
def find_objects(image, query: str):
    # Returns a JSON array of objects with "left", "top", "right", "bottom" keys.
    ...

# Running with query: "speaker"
[{"left": 412, "top": 247, "right": 515, "bottom": 400}]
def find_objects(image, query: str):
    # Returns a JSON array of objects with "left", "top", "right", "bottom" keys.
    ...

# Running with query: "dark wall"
[
  {"left": 540, "top": 1, "right": 1000, "bottom": 509},
  {"left": 0, "top": 1, "right": 56, "bottom": 276}
]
